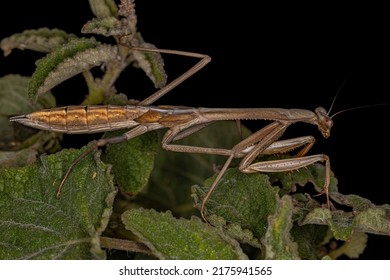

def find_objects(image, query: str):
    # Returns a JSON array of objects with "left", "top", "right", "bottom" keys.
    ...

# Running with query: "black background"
[{"left": 1, "top": 1, "right": 388, "bottom": 259}]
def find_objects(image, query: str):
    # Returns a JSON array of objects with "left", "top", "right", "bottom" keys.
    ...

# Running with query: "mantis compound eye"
[{"left": 325, "top": 118, "right": 333, "bottom": 129}]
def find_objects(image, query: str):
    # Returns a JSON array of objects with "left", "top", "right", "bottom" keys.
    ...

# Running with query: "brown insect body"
[
  {"left": 10, "top": 105, "right": 332, "bottom": 138},
  {"left": 7, "top": 44, "right": 337, "bottom": 221},
  {"left": 10, "top": 105, "right": 201, "bottom": 134}
]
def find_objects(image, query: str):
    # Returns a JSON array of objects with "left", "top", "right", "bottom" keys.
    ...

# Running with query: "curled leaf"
[
  {"left": 84, "top": 0, "right": 138, "bottom": 38},
  {"left": 1, "top": 28, "right": 77, "bottom": 56},
  {"left": 132, "top": 34, "right": 167, "bottom": 89},
  {"left": 28, "top": 38, "right": 119, "bottom": 102},
  {"left": 328, "top": 232, "right": 368, "bottom": 259},
  {"left": 82, "top": 17, "right": 132, "bottom": 37}
]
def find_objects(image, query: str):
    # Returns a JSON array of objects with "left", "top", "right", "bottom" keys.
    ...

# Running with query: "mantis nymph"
[{"left": 10, "top": 44, "right": 339, "bottom": 220}]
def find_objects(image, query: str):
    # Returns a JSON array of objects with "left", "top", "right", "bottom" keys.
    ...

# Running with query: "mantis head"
[
  {"left": 315, "top": 102, "right": 387, "bottom": 139},
  {"left": 315, "top": 107, "right": 333, "bottom": 139}
]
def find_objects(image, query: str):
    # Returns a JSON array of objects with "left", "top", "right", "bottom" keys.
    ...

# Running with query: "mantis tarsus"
[{"left": 10, "top": 45, "right": 335, "bottom": 221}]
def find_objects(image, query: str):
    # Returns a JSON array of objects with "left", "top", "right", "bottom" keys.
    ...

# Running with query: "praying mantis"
[{"left": 10, "top": 45, "right": 336, "bottom": 221}]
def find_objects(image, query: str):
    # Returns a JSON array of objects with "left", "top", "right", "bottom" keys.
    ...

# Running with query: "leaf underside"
[{"left": 0, "top": 28, "right": 77, "bottom": 56}]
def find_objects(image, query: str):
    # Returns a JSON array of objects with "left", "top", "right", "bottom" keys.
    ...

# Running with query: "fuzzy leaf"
[
  {"left": 262, "top": 195, "right": 300, "bottom": 260},
  {"left": 28, "top": 38, "right": 118, "bottom": 102},
  {"left": 328, "top": 232, "right": 368, "bottom": 259},
  {"left": 330, "top": 193, "right": 378, "bottom": 211},
  {"left": 302, "top": 208, "right": 353, "bottom": 240},
  {"left": 133, "top": 34, "right": 167, "bottom": 89},
  {"left": 88, "top": 0, "right": 118, "bottom": 18},
  {"left": 122, "top": 208, "right": 247, "bottom": 260},
  {"left": 0, "top": 144, "right": 117, "bottom": 259},
  {"left": 301, "top": 197, "right": 390, "bottom": 239},
  {"left": 82, "top": 17, "right": 128, "bottom": 36},
  {"left": 192, "top": 168, "right": 279, "bottom": 238},
  {"left": 0, "top": 28, "right": 77, "bottom": 56},
  {"left": 103, "top": 130, "right": 159, "bottom": 194},
  {"left": 290, "top": 224, "right": 329, "bottom": 259},
  {"left": 354, "top": 207, "right": 390, "bottom": 236},
  {"left": 85, "top": 0, "right": 139, "bottom": 39},
  {"left": 209, "top": 217, "right": 262, "bottom": 248}
]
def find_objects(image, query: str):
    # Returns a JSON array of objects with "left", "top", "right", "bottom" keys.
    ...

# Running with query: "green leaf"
[
  {"left": 88, "top": 0, "right": 118, "bottom": 18},
  {"left": 122, "top": 208, "right": 248, "bottom": 259},
  {"left": 0, "top": 28, "right": 77, "bottom": 56},
  {"left": 328, "top": 232, "right": 368, "bottom": 259},
  {"left": 262, "top": 195, "right": 300, "bottom": 260},
  {"left": 193, "top": 168, "right": 279, "bottom": 238},
  {"left": 82, "top": 17, "right": 125, "bottom": 36},
  {"left": 301, "top": 197, "right": 390, "bottom": 240},
  {"left": 132, "top": 33, "right": 167, "bottom": 89},
  {"left": 330, "top": 192, "right": 378, "bottom": 211},
  {"left": 0, "top": 144, "right": 117, "bottom": 259},
  {"left": 208, "top": 217, "right": 262, "bottom": 248},
  {"left": 290, "top": 224, "right": 329, "bottom": 259},
  {"left": 301, "top": 208, "right": 353, "bottom": 240},
  {"left": 28, "top": 38, "right": 118, "bottom": 102},
  {"left": 85, "top": 0, "right": 138, "bottom": 38},
  {"left": 103, "top": 130, "right": 159, "bottom": 194},
  {"left": 354, "top": 207, "right": 390, "bottom": 235}
]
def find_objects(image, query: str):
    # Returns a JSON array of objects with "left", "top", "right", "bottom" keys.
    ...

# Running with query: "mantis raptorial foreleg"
[{"left": 158, "top": 119, "right": 330, "bottom": 220}]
